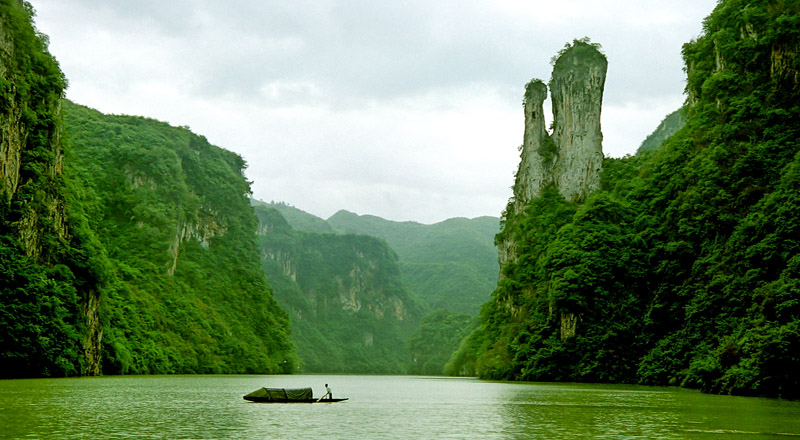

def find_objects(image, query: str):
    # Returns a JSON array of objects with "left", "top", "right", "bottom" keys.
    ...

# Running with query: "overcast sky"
[{"left": 32, "top": 0, "right": 718, "bottom": 224}]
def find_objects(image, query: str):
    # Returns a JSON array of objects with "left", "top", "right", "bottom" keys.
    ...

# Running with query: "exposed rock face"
[
  {"left": 513, "top": 41, "right": 607, "bottom": 209},
  {"left": 255, "top": 219, "right": 411, "bottom": 322},
  {"left": 167, "top": 211, "right": 227, "bottom": 276},
  {"left": 513, "top": 80, "right": 552, "bottom": 213},
  {"left": 500, "top": 41, "right": 607, "bottom": 272},
  {"left": 549, "top": 43, "right": 607, "bottom": 201}
]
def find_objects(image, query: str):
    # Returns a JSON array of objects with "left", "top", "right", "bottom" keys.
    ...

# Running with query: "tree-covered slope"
[
  {"left": 254, "top": 204, "right": 421, "bottom": 373},
  {"left": 62, "top": 101, "right": 295, "bottom": 374},
  {"left": 327, "top": 210, "right": 499, "bottom": 314},
  {"left": 255, "top": 203, "right": 495, "bottom": 374},
  {"left": 1, "top": 0, "right": 105, "bottom": 377},
  {"left": 257, "top": 200, "right": 335, "bottom": 234},
  {"left": 455, "top": 0, "right": 800, "bottom": 399},
  {"left": 636, "top": 108, "right": 685, "bottom": 154}
]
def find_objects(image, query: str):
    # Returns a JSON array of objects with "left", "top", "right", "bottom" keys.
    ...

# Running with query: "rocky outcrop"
[
  {"left": 549, "top": 42, "right": 607, "bottom": 201},
  {"left": 513, "top": 41, "right": 607, "bottom": 209},
  {"left": 167, "top": 210, "right": 227, "bottom": 275},
  {"left": 500, "top": 40, "right": 607, "bottom": 272}
]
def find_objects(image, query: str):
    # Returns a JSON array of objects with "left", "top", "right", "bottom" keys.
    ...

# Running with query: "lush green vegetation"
[
  {"left": 636, "top": 108, "right": 686, "bottom": 153},
  {"left": 1, "top": 0, "right": 298, "bottom": 379},
  {"left": 261, "top": 201, "right": 335, "bottom": 234},
  {"left": 408, "top": 309, "right": 476, "bottom": 375},
  {"left": 326, "top": 210, "right": 499, "bottom": 315},
  {"left": 1, "top": 0, "right": 106, "bottom": 377},
  {"left": 258, "top": 204, "right": 495, "bottom": 374},
  {"left": 453, "top": 0, "right": 800, "bottom": 398},
  {"left": 61, "top": 101, "right": 296, "bottom": 374},
  {"left": 254, "top": 204, "right": 421, "bottom": 373}
]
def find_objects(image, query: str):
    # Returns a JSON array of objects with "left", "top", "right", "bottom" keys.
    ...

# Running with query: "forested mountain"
[
  {"left": 451, "top": 0, "right": 800, "bottom": 399},
  {"left": 1, "top": 0, "right": 295, "bottom": 377},
  {"left": 253, "top": 203, "right": 421, "bottom": 373},
  {"left": 1, "top": 0, "right": 104, "bottom": 377},
  {"left": 260, "top": 202, "right": 495, "bottom": 374},
  {"left": 260, "top": 200, "right": 335, "bottom": 234},
  {"left": 61, "top": 101, "right": 295, "bottom": 374},
  {"left": 268, "top": 203, "right": 499, "bottom": 315}
]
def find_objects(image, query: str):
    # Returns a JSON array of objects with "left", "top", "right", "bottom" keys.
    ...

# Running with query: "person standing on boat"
[{"left": 324, "top": 384, "right": 332, "bottom": 401}]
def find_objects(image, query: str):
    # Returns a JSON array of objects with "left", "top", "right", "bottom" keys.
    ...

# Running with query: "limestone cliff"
[
  {"left": 549, "top": 42, "right": 607, "bottom": 201},
  {"left": 513, "top": 41, "right": 607, "bottom": 209},
  {"left": 501, "top": 40, "right": 607, "bottom": 269}
]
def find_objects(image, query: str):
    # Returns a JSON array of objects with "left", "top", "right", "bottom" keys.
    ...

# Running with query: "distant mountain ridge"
[
  {"left": 253, "top": 203, "right": 421, "bottom": 373},
  {"left": 256, "top": 201, "right": 497, "bottom": 374},
  {"left": 266, "top": 202, "right": 500, "bottom": 314}
]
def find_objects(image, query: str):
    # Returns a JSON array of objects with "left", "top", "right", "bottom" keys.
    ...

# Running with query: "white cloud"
[{"left": 32, "top": 0, "right": 718, "bottom": 223}]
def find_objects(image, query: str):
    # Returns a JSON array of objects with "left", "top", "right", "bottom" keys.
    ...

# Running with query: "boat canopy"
[{"left": 244, "top": 387, "right": 313, "bottom": 401}]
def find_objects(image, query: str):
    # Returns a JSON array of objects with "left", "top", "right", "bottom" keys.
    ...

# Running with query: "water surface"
[{"left": 1, "top": 375, "right": 799, "bottom": 439}]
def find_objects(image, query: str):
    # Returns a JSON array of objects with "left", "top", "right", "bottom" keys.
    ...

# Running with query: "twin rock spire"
[{"left": 512, "top": 40, "right": 608, "bottom": 213}]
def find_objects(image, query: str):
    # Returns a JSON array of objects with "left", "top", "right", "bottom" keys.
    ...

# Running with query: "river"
[{"left": 1, "top": 375, "right": 799, "bottom": 439}]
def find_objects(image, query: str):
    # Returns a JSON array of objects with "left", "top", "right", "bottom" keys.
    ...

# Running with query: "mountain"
[
  {"left": 1, "top": 0, "right": 103, "bottom": 377},
  {"left": 257, "top": 203, "right": 497, "bottom": 374},
  {"left": 60, "top": 101, "right": 295, "bottom": 374},
  {"left": 256, "top": 200, "right": 335, "bottom": 234},
  {"left": 327, "top": 210, "right": 500, "bottom": 314},
  {"left": 253, "top": 204, "right": 421, "bottom": 373},
  {"left": 1, "top": 3, "right": 295, "bottom": 378},
  {"left": 636, "top": 108, "right": 686, "bottom": 154},
  {"left": 454, "top": 1, "right": 800, "bottom": 399}
]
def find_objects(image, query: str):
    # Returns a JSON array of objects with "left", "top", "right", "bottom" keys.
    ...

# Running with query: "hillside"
[
  {"left": 255, "top": 203, "right": 494, "bottom": 373},
  {"left": 636, "top": 108, "right": 686, "bottom": 154},
  {"left": 3, "top": 2, "right": 295, "bottom": 376},
  {"left": 1, "top": 0, "right": 104, "bottom": 377},
  {"left": 453, "top": 0, "right": 800, "bottom": 399},
  {"left": 260, "top": 203, "right": 500, "bottom": 315},
  {"left": 327, "top": 210, "right": 500, "bottom": 314},
  {"left": 257, "top": 200, "right": 335, "bottom": 234},
  {"left": 253, "top": 204, "right": 421, "bottom": 373},
  {"left": 59, "top": 101, "right": 296, "bottom": 374}
]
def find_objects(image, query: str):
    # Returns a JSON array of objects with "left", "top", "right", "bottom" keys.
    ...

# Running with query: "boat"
[{"left": 243, "top": 387, "right": 348, "bottom": 403}]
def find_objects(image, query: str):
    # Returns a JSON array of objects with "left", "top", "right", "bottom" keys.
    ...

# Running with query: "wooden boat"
[{"left": 243, "top": 387, "right": 348, "bottom": 403}]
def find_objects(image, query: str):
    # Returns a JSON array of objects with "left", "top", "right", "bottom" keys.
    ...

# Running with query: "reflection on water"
[{"left": 1, "top": 375, "right": 799, "bottom": 439}]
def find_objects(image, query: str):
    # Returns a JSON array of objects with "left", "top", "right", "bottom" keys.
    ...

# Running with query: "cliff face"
[
  {"left": 512, "top": 42, "right": 606, "bottom": 210},
  {"left": 1, "top": 0, "right": 102, "bottom": 376},
  {"left": 0, "top": 1, "right": 68, "bottom": 258},
  {"left": 254, "top": 203, "right": 420, "bottom": 373},
  {"left": 549, "top": 43, "right": 607, "bottom": 201},
  {"left": 326, "top": 209, "right": 500, "bottom": 315}
]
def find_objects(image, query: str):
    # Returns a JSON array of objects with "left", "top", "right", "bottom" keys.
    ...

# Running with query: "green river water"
[{"left": 1, "top": 375, "right": 799, "bottom": 439}]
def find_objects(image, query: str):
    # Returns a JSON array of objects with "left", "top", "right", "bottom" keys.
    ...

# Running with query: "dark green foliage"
[
  {"left": 1, "top": 0, "right": 104, "bottom": 377},
  {"left": 0, "top": 238, "right": 84, "bottom": 377},
  {"left": 254, "top": 205, "right": 421, "bottom": 373},
  {"left": 550, "top": 37, "right": 605, "bottom": 67},
  {"left": 464, "top": 0, "right": 800, "bottom": 399},
  {"left": 262, "top": 204, "right": 497, "bottom": 372},
  {"left": 62, "top": 101, "right": 296, "bottom": 374}
]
